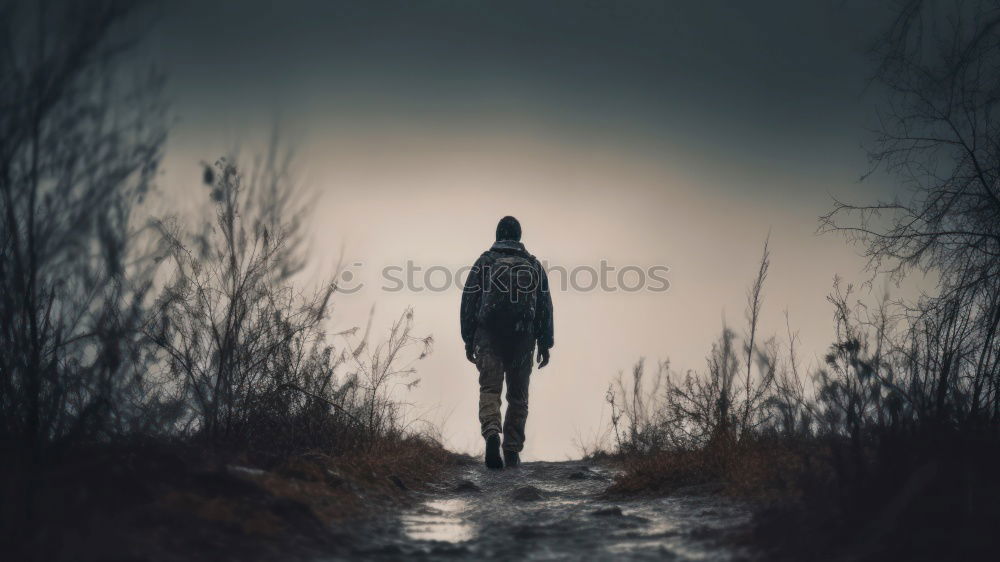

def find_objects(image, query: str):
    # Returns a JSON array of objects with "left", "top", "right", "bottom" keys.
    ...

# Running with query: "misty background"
[{"left": 136, "top": 0, "right": 903, "bottom": 459}]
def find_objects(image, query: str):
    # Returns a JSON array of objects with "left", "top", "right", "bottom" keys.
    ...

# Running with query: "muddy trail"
[{"left": 329, "top": 461, "right": 755, "bottom": 561}]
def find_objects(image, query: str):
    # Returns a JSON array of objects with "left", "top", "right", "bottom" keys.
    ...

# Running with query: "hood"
[{"left": 490, "top": 240, "right": 529, "bottom": 256}]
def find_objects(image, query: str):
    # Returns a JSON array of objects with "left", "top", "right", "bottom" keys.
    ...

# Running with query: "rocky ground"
[{"left": 332, "top": 460, "right": 754, "bottom": 561}]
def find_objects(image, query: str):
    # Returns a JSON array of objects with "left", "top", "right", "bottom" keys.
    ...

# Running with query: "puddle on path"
[{"left": 400, "top": 498, "right": 476, "bottom": 543}]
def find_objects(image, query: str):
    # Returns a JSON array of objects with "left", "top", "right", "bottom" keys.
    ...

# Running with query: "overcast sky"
[{"left": 140, "top": 0, "right": 903, "bottom": 459}]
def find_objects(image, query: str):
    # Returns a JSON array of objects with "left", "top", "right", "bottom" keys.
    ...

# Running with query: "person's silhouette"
[{"left": 460, "top": 216, "right": 553, "bottom": 469}]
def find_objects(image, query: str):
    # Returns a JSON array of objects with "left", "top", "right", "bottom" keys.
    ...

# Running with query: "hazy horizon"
[{"left": 139, "top": 0, "right": 911, "bottom": 459}]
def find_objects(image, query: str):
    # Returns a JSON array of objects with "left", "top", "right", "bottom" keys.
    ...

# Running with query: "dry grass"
[
  {"left": 607, "top": 430, "right": 1000, "bottom": 560},
  {"left": 254, "top": 436, "right": 460, "bottom": 522},
  {"left": 606, "top": 436, "right": 820, "bottom": 501}
]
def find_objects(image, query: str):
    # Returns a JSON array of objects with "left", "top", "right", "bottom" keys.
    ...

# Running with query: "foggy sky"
[{"left": 141, "top": 0, "right": 901, "bottom": 459}]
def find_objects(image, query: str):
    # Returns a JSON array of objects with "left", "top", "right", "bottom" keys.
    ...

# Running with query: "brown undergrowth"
[
  {"left": 3, "top": 436, "right": 464, "bottom": 562},
  {"left": 604, "top": 430, "right": 1000, "bottom": 561},
  {"left": 605, "top": 436, "right": 818, "bottom": 501}
]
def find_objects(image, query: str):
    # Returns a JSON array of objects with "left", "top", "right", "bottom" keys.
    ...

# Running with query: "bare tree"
[
  {"left": 148, "top": 153, "right": 335, "bottom": 445},
  {"left": 147, "top": 150, "right": 432, "bottom": 453},
  {"left": 821, "top": 0, "right": 1000, "bottom": 422},
  {"left": 0, "top": 0, "right": 165, "bottom": 453}
]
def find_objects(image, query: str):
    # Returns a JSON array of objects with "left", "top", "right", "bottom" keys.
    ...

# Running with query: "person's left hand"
[
  {"left": 466, "top": 344, "right": 476, "bottom": 364},
  {"left": 537, "top": 347, "right": 550, "bottom": 369}
]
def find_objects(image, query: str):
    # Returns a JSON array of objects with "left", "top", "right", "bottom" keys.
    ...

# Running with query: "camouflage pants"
[{"left": 474, "top": 329, "right": 535, "bottom": 453}]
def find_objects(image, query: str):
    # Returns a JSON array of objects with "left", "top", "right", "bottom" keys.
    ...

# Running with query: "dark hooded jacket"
[{"left": 460, "top": 240, "right": 554, "bottom": 351}]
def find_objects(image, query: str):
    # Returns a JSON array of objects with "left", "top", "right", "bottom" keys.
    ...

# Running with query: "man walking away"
[{"left": 460, "top": 216, "right": 554, "bottom": 470}]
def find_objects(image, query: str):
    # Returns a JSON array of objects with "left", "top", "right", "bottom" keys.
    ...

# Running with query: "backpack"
[{"left": 477, "top": 253, "right": 539, "bottom": 336}]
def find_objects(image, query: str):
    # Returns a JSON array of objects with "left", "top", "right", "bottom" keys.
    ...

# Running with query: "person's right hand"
[{"left": 466, "top": 344, "right": 476, "bottom": 364}]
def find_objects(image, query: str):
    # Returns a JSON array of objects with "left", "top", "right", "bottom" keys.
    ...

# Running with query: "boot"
[
  {"left": 484, "top": 434, "right": 503, "bottom": 470},
  {"left": 503, "top": 449, "right": 520, "bottom": 468}
]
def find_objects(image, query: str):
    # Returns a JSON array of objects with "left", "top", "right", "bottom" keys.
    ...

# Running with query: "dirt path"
[{"left": 332, "top": 460, "right": 754, "bottom": 561}]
